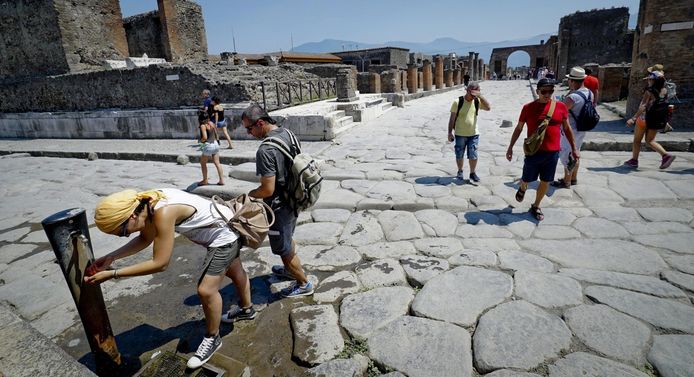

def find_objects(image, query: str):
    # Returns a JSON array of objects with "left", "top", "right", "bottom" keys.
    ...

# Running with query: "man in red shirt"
[
  {"left": 506, "top": 79, "right": 580, "bottom": 221},
  {"left": 583, "top": 68, "right": 599, "bottom": 105}
]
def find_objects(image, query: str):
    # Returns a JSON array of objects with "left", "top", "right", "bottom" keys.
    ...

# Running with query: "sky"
[{"left": 120, "top": 0, "right": 640, "bottom": 54}]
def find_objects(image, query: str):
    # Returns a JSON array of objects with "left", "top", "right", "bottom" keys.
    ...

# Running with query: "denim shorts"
[
  {"left": 522, "top": 150, "right": 559, "bottom": 183},
  {"left": 268, "top": 205, "right": 297, "bottom": 257},
  {"left": 201, "top": 141, "right": 219, "bottom": 156},
  {"left": 215, "top": 120, "right": 227, "bottom": 128},
  {"left": 200, "top": 240, "right": 240, "bottom": 284},
  {"left": 454, "top": 135, "right": 479, "bottom": 160}
]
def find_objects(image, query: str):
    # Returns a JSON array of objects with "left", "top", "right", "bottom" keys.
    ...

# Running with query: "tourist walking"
[
  {"left": 552, "top": 67, "right": 595, "bottom": 189},
  {"left": 447, "top": 81, "right": 491, "bottom": 182},
  {"left": 625, "top": 71, "right": 676, "bottom": 169},
  {"left": 212, "top": 96, "right": 234, "bottom": 149},
  {"left": 241, "top": 104, "right": 314, "bottom": 298},
  {"left": 506, "top": 79, "right": 579, "bottom": 221},
  {"left": 197, "top": 110, "right": 224, "bottom": 186},
  {"left": 85, "top": 188, "right": 252, "bottom": 369},
  {"left": 583, "top": 67, "right": 599, "bottom": 105}
]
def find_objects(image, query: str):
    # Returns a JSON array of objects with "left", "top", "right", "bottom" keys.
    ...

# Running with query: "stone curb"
[{"left": 0, "top": 150, "right": 255, "bottom": 165}]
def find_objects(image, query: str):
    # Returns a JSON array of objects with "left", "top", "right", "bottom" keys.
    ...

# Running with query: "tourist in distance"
[
  {"left": 240, "top": 104, "right": 314, "bottom": 298},
  {"left": 447, "top": 81, "right": 491, "bottom": 182},
  {"left": 212, "top": 96, "right": 234, "bottom": 149},
  {"left": 583, "top": 67, "right": 599, "bottom": 105},
  {"left": 624, "top": 70, "right": 676, "bottom": 169},
  {"left": 506, "top": 78, "right": 579, "bottom": 221},
  {"left": 197, "top": 110, "right": 225, "bottom": 186},
  {"left": 552, "top": 67, "right": 593, "bottom": 189},
  {"left": 83, "top": 188, "right": 253, "bottom": 369}
]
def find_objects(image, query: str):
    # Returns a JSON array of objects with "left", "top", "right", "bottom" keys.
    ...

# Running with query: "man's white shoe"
[{"left": 187, "top": 334, "right": 222, "bottom": 369}]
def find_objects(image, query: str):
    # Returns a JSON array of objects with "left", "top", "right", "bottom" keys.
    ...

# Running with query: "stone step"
[
  {"left": 333, "top": 115, "right": 359, "bottom": 137},
  {"left": 325, "top": 110, "right": 346, "bottom": 119}
]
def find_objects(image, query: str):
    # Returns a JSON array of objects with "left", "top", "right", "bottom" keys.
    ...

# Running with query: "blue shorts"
[
  {"left": 522, "top": 150, "right": 559, "bottom": 183},
  {"left": 268, "top": 205, "right": 297, "bottom": 257},
  {"left": 215, "top": 120, "right": 227, "bottom": 128},
  {"left": 454, "top": 135, "right": 479, "bottom": 160}
]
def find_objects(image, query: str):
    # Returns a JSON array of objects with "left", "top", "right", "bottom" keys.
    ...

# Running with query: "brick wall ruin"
[
  {"left": 123, "top": 11, "right": 165, "bottom": 59},
  {"left": 557, "top": 7, "right": 633, "bottom": 77},
  {"left": 0, "top": 0, "right": 128, "bottom": 80},
  {"left": 157, "top": 0, "right": 207, "bottom": 63}
]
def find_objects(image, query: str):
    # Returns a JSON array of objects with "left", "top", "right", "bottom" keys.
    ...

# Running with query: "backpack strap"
[
  {"left": 261, "top": 137, "right": 295, "bottom": 161},
  {"left": 568, "top": 90, "right": 590, "bottom": 120},
  {"left": 453, "top": 96, "right": 480, "bottom": 125}
]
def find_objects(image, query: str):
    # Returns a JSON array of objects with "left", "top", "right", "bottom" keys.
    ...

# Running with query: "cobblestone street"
[{"left": 1, "top": 80, "right": 693, "bottom": 376}]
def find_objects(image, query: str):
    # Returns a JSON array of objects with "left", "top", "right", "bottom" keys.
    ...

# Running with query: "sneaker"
[
  {"left": 187, "top": 334, "right": 222, "bottom": 369},
  {"left": 221, "top": 305, "right": 256, "bottom": 323},
  {"left": 469, "top": 172, "right": 480, "bottom": 182},
  {"left": 456, "top": 170, "right": 465, "bottom": 180},
  {"left": 280, "top": 281, "right": 314, "bottom": 298},
  {"left": 660, "top": 123, "right": 673, "bottom": 133},
  {"left": 624, "top": 159, "right": 638, "bottom": 168},
  {"left": 660, "top": 154, "right": 676, "bottom": 169},
  {"left": 271, "top": 265, "right": 295, "bottom": 280}
]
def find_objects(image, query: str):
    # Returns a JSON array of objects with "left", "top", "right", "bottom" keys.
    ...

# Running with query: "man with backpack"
[
  {"left": 447, "top": 81, "right": 491, "bottom": 182},
  {"left": 552, "top": 67, "right": 599, "bottom": 189},
  {"left": 241, "top": 104, "right": 314, "bottom": 298}
]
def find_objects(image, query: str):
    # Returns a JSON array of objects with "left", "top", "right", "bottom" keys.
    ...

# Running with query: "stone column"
[
  {"left": 453, "top": 69, "right": 461, "bottom": 85},
  {"left": 370, "top": 73, "right": 381, "bottom": 93},
  {"left": 473, "top": 53, "right": 480, "bottom": 81},
  {"left": 336, "top": 68, "right": 357, "bottom": 102},
  {"left": 434, "top": 56, "right": 444, "bottom": 89},
  {"left": 407, "top": 63, "right": 418, "bottom": 94},
  {"left": 445, "top": 69, "right": 453, "bottom": 87},
  {"left": 417, "top": 72, "right": 423, "bottom": 89},
  {"left": 468, "top": 52, "right": 476, "bottom": 81},
  {"left": 422, "top": 59, "right": 432, "bottom": 91},
  {"left": 401, "top": 70, "right": 408, "bottom": 92}
]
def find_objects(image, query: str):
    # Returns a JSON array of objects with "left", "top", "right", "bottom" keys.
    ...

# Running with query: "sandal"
[
  {"left": 551, "top": 179, "right": 571, "bottom": 189},
  {"left": 530, "top": 205, "right": 544, "bottom": 221},
  {"left": 515, "top": 187, "right": 526, "bottom": 203}
]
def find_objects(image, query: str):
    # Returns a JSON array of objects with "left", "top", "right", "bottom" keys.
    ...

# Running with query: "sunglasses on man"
[{"left": 539, "top": 89, "right": 555, "bottom": 95}]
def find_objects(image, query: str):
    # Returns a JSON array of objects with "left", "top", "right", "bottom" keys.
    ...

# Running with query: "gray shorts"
[
  {"left": 199, "top": 240, "right": 240, "bottom": 284},
  {"left": 202, "top": 141, "right": 219, "bottom": 156}
]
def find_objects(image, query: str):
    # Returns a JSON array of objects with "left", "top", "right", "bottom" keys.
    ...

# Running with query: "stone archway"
[{"left": 490, "top": 43, "right": 550, "bottom": 78}]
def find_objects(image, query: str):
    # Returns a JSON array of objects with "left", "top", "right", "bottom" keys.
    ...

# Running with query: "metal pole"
[
  {"left": 42, "top": 208, "right": 122, "bottom": 371},
  {"left": 260, "top": 81, "right": 267, "bottom": 110},
  {"left": 299, "top": 81, "right": 303, "bottom": 103},
  {"left": 275, "top": 82, "right": 280, "bottom": 106}
]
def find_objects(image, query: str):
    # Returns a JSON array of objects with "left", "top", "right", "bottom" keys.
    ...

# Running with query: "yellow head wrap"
[{"left": 94, "top": 189, "right": 166, "bottom": 233}]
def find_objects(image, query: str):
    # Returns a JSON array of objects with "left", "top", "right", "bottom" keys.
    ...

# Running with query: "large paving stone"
[
  {"left": 313, "top": 271, "right": 362, "bottom": 303},
  {"left": 585, "top": 285, "right": 694, "bottom": 333},
  {"left": 414, "top": 185, "right": 451, "bottom": 198},
  {"left": 434, "top": 195, "right": 470, "bottom": 212},
  {"left": 548, "top": 352, "right": 649, "bottom": 377},
  {"left": 519, "top": 239, "right": 667, "bottom": 275},
  {"left": 357, "top": 241, "right": 415, "bottom": 261},
  {"left": 294, "top": 222, "right": 344, "bottom": 245},
  {"left": 228, "top": 162, "right": 258, "bottom": 182},
  {"left": 456, "top": 224, "right": 514, "bottom": 238},
  {"left": 663, "top": 254, "right": 694, "bottom": 274},
  {"left": 591, "top": 206, "right": 642, "bottom": 221},
  {"left": 623, "top": 221, "right": 693, "bottom": 235},
  {"left": 514, "top": 271, "right": 583, "bottom": 308},
  {"left": 473, "top": 300, "right": 572, "bottom": 372},
  {"left": 572, "top": 217, "right": 630, "bottom": 239},
  {"left": 311, "top": 208, "right": 352, "bottom": 223},
  {"left": 608, "top": 175, "right": 677, "bottom": 201},
  {"left": 633, "top": 233, "right": 694, "bottom": 254},
  {"left": 464, "top": 238, "right": 519, "bottom": 251},
  {"left": 532, "top": 225, "right": 582, "bottom": 240},
  {"left": 339, "top": 286, "right": 414, "bottom": 338},
  {"left": 661, "top": 270, "right": 694, "bottom": 293},
  {"left": 0, "top": 276, "right": 72, "bottom": 321},
  {"left": 366, "top": 181, "right": 416, "bottom": 202},
  {"left": 368, "top": 316, "right": 472, "bottom": 377},
  {"left": 470, "top": 195, "right": 509, "bottom": 211},
  {"left": 339, "top": 211, "right": 384, "bottom": 246},
  {"left": 0, "top": 244, "right": 37, "bottom": 264},
  {"left": 647, "top": 335, "right": 694, "bottom": 377},
  {"left": 485, "top": 371, "right": 541, "bottom": 377},
  {"left": 565, "top": 304, "right": 651, "bottom": 366},
  {"left": 314, "top": 188, "right": 363, "bottom": 210},
  {"left": 0, "top": 227, "right": 30, "bottom": 242},
  {"left": 400, "top": 255, "right": 449, "bottom": 287},
  {"left": 355, "top": 258, "right": 408, "bottom": 289},
  {"left": 414, "top": 209, "right": 457, "bottom": 237},
  {"left": 447, "top": 249, "right": 497, "bottom": 267},
  {"left": 573, "top": 185, "right": 625, "bottom": 206},
  {"left": 637, "top": 207, "right": 693, "bottom": 223},
  {"left": 535, "top": 208, "right": 577, "bottom": 225},
  {"left": 341, "top": 179, "right": 376, "bottom": 194},
  {"left": 412, "top": 266, "right": 512, "bottom": 326},
  {"left": 664, "top": 179, "right": 694, "bottom": 200},
  {"left": 413, "top": 237, "right": 462, "bottom": 258},
  {"left": 306, "top": 354, "right": 370, "bottom": 377},
  {"left": 377, "top": 211, "right": 424, "bottom": 241},
  {"left": 290, "top": 305, "right": 344, "bottom": 365},
  {"left": 459, "top": 211, "right": 500, "bottom": 225},
  {"left": 299, "top": 245, "right": 362, "bottom": 272},
  {"left": 559, "top": 268, "right": 687, "bottom": 298},
  {"left": 498, "top": 250, "right": 554, "bottom": 272}
]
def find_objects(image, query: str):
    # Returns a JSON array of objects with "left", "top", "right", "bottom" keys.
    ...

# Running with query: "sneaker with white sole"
[
  {"left": 456, "top": 170, "right": 465, "bottom": 180},
  {"left": 660, "top": 154, "right": 676, "bottom": 169},
  {"left": 280, "top": 281, "right": 314, "bottom": 298},
  {"left": 187, "top": 334, "right": 222, "bottom": 369},
  {"left": 221, "top": 306, "right": 256, "bottom": 323},
  {"left": 469, "top": 172, "right": 480, "bottom": 182},
  {"left": 271, "top": 265, "right": 295, "bottom": 280}
]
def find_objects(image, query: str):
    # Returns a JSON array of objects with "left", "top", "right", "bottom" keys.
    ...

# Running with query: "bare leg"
[
  {"left": 534, "top": 181, "right": 549, "bottom": 208},
  {"left": 199, "top": 155, "right": 209, "bottom": 185},
  {"left": 571, "top": 160, "right": 580, "bottom": 181},
  {"left": 225, "top": 258, "right": 251, "bottom": 308},
  {"left": 222, "top": 127, "right": 233, "bottom": 149},
  {"left": 198, "top": 274, "right": 226, "bottom": 336},
  {"left": 281, "top": 241, "right": 308, "bottom": 285},
  {"left": 632, "top": 124, "right": 647, "bottom": 160},
  {"left": 469, "top": 158, "right": 478, "bottom": 174},
  {"left": 212, "top": 153, "right": 225, "bottom": 185},
  {"left": 456, "top": 158, "right": 464, "bottom": 171},
  {"left": 645, "top": 129, "right": 667, "bottom": 156}
]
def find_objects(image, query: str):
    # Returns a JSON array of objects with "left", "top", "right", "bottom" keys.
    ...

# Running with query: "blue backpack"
[{"left": 570, "top": 91, "right": 600, "bottom": 131}]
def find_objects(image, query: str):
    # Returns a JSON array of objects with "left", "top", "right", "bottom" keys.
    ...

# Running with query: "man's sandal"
[
  {"left": 530, "top": 205, "right": 544, "bottom": 221},
  {"left": 551, "top": 179, "right": 571, "bottom": 188},
  {"left": 515, "top": 187, "right": 526, "bottom": 203}
]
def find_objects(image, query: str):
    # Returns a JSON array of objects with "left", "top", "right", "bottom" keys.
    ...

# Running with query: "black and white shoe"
[
  {"left": 187, "top": 334, "right": 222, "bottom": 369},
  {"left": 221, "top": 306, "right": 257, "bottom": 323}
]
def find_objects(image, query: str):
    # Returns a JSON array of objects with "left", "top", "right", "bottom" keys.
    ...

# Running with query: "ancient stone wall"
[
  {"left": 557, "top": 7, "right": 633, "bottom": 77},
  {"left": 123, "top": 11, "right": 165, "bottom": 59},
  {"left": 333, "top": 48, "right": 410, "bottom": 70},
  {"left": 627, "top": 0, "right": 694, "bottom": 126},
  {"left": 157, "top": 0, "right": 207, "bottom": 63},
  {"left": 598, "top": 64, "right": 630, "bottom": 102},
  {"left": 0, "top": 0, "right": 128, "bottom": 80}
]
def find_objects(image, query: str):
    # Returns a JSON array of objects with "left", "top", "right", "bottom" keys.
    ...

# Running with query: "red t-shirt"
[
  {"left": 584, "top": 75, "right": 599, "bottom": 99},
  {"left": 519, "top": 100, "right": 568, "bottom": 152}
]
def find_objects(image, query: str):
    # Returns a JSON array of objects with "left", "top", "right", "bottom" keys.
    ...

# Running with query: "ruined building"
[
  {"left": 490, "top": 37, "right": 557, "bottom": 79},
  {"left": 332, "top": 47, "right": 410, "bottom": 72}
]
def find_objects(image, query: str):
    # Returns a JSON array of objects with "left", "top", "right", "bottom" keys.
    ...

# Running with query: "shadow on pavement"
[{"left": 414, "top": 176, "right": 466, "bottom": 186}]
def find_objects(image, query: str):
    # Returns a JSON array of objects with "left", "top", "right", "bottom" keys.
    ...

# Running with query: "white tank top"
[{"left": 154, "top": 188, "right": 238, "bottom": 248}]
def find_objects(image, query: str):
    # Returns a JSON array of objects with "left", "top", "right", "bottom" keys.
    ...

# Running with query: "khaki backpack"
[
  {"left": 211, "top": 194, "right": 274, "bottom": 249},
  {"left": 523, "top": 100, "right": 556, "bottom": 156}
]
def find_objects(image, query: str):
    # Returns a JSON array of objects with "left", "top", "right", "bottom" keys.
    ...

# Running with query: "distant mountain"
[{"left": 293, "top": 33, "right": 554, "bottom": 67}]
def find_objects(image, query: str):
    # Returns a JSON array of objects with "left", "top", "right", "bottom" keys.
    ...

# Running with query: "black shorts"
[
  {"left": 268, "top": 205, "right": 297, "bottom": 257},
  {"left": 522, "top": 151, "right": 560, "bottom": 183}
]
